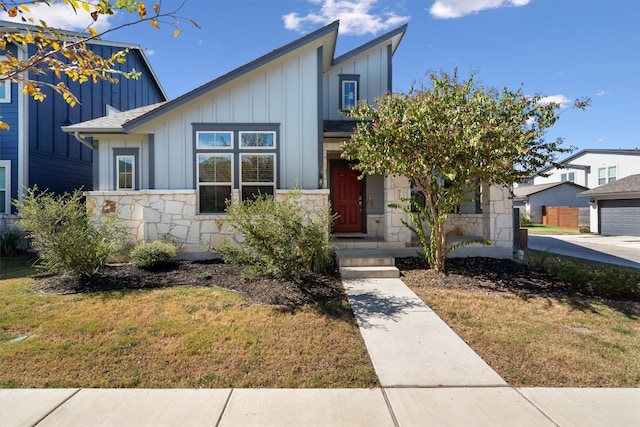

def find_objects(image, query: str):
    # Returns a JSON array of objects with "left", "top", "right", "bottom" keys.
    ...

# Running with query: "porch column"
[
  {"left": 482, "top": 184, "right": 513, "bottom": 251},
  {"left": 383, "top": 175, "right": 411, "bottom": 242}
]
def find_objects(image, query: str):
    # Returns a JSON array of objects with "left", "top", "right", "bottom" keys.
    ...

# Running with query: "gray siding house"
[{"left": 63, "top": 21, "right": 513, "bottom": 257}]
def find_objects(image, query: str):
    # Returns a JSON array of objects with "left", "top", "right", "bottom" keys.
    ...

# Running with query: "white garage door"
[{"left": 600, "top": 199, "right": 640, "bottom": 236}]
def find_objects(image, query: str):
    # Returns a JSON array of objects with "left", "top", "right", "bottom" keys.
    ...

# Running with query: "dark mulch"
[
  {"left": 34, "top": 259, "right": 344, "bottom": 307},
  {"left": 396, "top": 257, "right": 570, "bottom": 298}
]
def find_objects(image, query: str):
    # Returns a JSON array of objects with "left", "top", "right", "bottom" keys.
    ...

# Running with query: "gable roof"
[
  {"left": 580, "top": 174, "right": 640, "bottom": 198},
  {"left": 514, "top": 181, "right": 588, "bottom": 199},
  {"left": 62, "top": 21, "right": 408, "bottom": 135},
  {"left": 0, "top": 20, "right": 167, "bottom": 101},
  {"left": 120, "top": 21, "right": 341, "bottom": 133},
  {"left": 535, "top": 149, "right": 640, "bottom": 176}
]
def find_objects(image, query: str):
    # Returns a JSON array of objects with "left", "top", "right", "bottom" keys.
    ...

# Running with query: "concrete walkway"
[{"left": 2, "top": 277, "right": 639, "bottom": 426}]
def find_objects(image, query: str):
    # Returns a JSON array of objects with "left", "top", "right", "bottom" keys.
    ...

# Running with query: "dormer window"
[{"left": 340, "top": 74, "right": 359, "bottom": 110}]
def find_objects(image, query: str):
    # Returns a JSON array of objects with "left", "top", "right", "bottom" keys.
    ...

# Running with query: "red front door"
[{"left": 332, "top": 166, "right": 363, "bottom": 233}]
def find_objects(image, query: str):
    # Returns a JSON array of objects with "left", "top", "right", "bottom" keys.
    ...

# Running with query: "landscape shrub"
[
  {"left": 0, "top": 226, "right": 23, "bottom": 257},
  {"left": 218, "top": 191, "right": 335, "bottom": 283},
  {"left": 130, "top": 239, "right": 177, "bottom": 268},
  {"left": 14, "top": 187, "right": 129, "bottom": 278},
  {"left": 546, "top": 258, "right": 640, "bottom": 301},
  {"left": 579, "top": 226, "right": 591, "bottom": 234},
  {"left": 519, "top": 210, "right": 534, "bottom": 227}
]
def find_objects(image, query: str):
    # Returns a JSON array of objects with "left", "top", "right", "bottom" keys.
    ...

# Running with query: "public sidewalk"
[{"left": 1, "top": 277, "right": 639, "bottom": 426}]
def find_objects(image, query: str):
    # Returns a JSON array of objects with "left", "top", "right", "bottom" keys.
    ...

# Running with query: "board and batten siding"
[
  {"left": 323, "top": 45, "right": 390, "bottom": 121},
  {"left": 95, "top": 135, "right": 149, "bottom": 190},
  {"left": 130, "top": 46, "right": 322, "bottom": 191}
]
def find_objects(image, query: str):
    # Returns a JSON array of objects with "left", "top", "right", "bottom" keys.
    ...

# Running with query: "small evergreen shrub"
[
  {"left": 519, "top": 210, "right": 534, "bottom": 227},
  {"left": 14, "top": 187, "right": 129, "bottom": 278},
  {"left": 130, "top": 240, "right": 177, "bottom": 269},
  {"left": 546, "top": 258, "right": 640, "bottom": 301},
  {"left": 0, "top": 227, "right": 23, "bottom": 257},
  {"left": 579, "top": 226, "right": 591, "bottom": 234},
  {"left": 218, "top": 191, "right": 335, "bottom": 284}
]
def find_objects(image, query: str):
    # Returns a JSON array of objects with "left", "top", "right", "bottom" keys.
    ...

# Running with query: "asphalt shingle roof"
[
  {"left": 61, "top": 102, "right": 167, "bottom": 133},
  {"left": 580, "top": 174, "right": 640, "bottom": 197},
  {"left": 513, "top": 181, "right": 587, "bottom": 198}
]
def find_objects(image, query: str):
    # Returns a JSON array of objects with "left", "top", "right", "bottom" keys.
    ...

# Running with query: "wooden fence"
[{"left": 541, "top": 206, "right": 589, "bottom": 228}]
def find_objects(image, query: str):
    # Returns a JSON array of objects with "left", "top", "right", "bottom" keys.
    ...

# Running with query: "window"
[
  {"left": 0, "top": 161, "right": 10, "bottom": 213},
  {"left": 197, "top": 131, "right": 233, "bottom": 148},
  {"left": 241, "top": 154, "right": 275, "bottom": 200},
  {"left": 198, "top": 154, "right": 232, "bottom": 213},
  {"left": 339, "top": 74, "right": 359, "bottom": 110},
  {"left": 598, "top": 166, "right": 617, "bottom": 185},
  {"left": 0, "top": 56, "right": 10, "bottom": 103},
  {"left": 194, "top": 125, "right": 278, "bottom": 213},
  {"left": 116, "top": 155, "right": 135, "bottom": 190},
  {"left": 112, "top": 148, "right": 139, "bottom": 190},
  {"left": 561, "top": 172, "right": 575, "bottom": 183}
]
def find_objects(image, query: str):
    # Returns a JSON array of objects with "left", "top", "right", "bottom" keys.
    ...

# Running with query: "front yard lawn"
[
  {"left": 399, "top": 256, "right": 640, "bottom": 387},
  {"left": 0, "top": 258, "right": 378, "bottom": 388}
]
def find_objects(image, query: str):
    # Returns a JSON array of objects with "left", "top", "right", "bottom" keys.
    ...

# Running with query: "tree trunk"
[{"left": 433, "top": 220, "right": 446, "bottom": 272}]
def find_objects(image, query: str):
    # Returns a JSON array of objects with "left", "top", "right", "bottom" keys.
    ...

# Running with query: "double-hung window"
[
  {"left": 561, "top": 172, "right": 575, "bottom": 183},
  {"left": 113, "top": 148, "right": 139, "bottom": 191},
  {"left": 0, "top": 56, "right": 10, "bottom": 103},
  {"left": 0, "top": 160, "right": 10, "bottom": 214},
  {"left": 195, "top": 126, "right": 278, "bottom": 214},
  {"left": 598, "top": 166, "right": 617, "bottom": 185},
  {"left": 339, "top": 74, "right": 359, "bottom": 110}
]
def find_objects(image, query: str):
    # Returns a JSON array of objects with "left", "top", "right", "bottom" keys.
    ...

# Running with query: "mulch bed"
[
  {"left": 33, "top": 255, "right": 575, "bottom": 307},
  {"left": 34, "top": 259, "right": 344, "bottom": 307}
]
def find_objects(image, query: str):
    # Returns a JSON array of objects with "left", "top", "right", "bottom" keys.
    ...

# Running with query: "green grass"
[
  {"left": 0, "top": 272, "right": 378, "bottom": 388},
  {"left": 522, "top": 224, "right": 582, "bottom": 235}
]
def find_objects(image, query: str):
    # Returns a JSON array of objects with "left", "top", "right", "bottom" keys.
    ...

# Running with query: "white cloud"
[
  {"left": 0, "top": 3, "right": 112, "bottom": 33},
  {"left": 283, "top": 0, "right": 410, "bottom": 35},
  {"left": 429, "top": 0, "right": 531, "bottom": 19},
  {"left": 538, "top": 94, "right": 572, "bottom": 108},
  {"left": 596, "top": 90, "right": 610, "bottom": 96}
]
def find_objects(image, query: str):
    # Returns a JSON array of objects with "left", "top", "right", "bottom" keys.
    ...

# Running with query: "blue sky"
[{"left": 3, "top": 0, "right": 639, "bottom": 153}]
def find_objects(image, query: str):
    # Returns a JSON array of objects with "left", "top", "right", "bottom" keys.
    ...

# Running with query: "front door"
[{"left": 332, "top": 166, "right": 363, "bottom": 233}]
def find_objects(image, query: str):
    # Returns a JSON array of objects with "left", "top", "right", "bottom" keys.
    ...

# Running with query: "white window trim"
[
  {"left": 196, "top": 131, "right": 234, "bottom": 149},
  {"left": 239, "top": 153, "right": 276, "bottom": 199},
  {"left": 238, "top": 131, "right": 276, "bottom": 150},
  {"left": 342, "top": 80, "right": 358, "bottom": 109},
  {"left": 0, "top": 160, "right": 11, "bottom": 214},
  {"left": 116, "top": 155, "right": 135, "bottom": 190},
  {"left": 0, "top": 55, "right": 10, "bottom": 103}
]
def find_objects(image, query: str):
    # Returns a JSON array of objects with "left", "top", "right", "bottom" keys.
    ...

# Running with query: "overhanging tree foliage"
[
  {"left": 342, "top": 70, "right": 588, "bottom": 272},
  {"left": 0, "top": 0, "right": 198, "bottom": 130}
]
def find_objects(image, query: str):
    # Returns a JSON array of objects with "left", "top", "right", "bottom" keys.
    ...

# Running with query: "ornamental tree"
[
  {"left": 342, "top": 70, "right": 588, "bottom": 272},
  {"left": 0, "top": 0, "right": 198, "bottom": 130}
]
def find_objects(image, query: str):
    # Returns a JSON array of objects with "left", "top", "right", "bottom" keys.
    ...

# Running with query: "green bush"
[
  {"left": 0, "top": 226, "right": 23, "bottom": 257},
  {"left": 579, "top": 226, "right": 591, "bottom": 234},
  {"left": 130, "top": 240, "right": 177, "bottom": 268},
  {"left": 546, "top": 258, "right": 640, "bottom": 301},
  {"left": 519, "top": 210, "right": 534, "bottom": 227},
  {"left": 13, "top": 187, "right": 128, "bottom": 278},
  {"left": 218, "top": 191, "right": 335, "bottom": 284}
]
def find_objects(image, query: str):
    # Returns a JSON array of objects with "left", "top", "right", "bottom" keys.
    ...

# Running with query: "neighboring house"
[
  {"left": 525, "top": 149, "right": 640, "bottom": 189},
  {"left": 580, "top": 174, "right": 640, "bottom": 236},
  {"left": 0, "top": 20, "right": 167, "bottom": 215},
  {"left": 513, "top": 181, "right": 589, "bottom": 224},
  {"left": 62, "top": 21, "right": 513, "bottom": 258}
]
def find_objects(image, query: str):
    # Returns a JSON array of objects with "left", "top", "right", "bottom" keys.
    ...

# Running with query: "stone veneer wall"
[{"left": 86, "top": 189, "right": 330, "bottom": 254}]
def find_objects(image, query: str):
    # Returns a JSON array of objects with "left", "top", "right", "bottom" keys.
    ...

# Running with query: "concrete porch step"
[
  {"left": 339, "top": 266, "right": 400, "bottom": 279},
  {"left": 338, "top": 256, "right": 395, "bottom": 268}
]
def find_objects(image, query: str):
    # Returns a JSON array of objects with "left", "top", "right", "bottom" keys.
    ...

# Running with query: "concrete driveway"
[{"left": 528, "top": 234, "right": 640, "bottom": 269}]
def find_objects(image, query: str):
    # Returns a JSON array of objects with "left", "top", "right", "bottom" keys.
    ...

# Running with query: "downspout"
[{"left": 72, "top": 131, "right": 95, "bottom": 150}]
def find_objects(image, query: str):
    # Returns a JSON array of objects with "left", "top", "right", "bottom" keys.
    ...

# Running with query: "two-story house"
[
  {"left": 0, "top": 20, "right": 167, "bottom": 216},
  {"left": 62, "top": 21, "right": 513, "bottom": 257}
]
